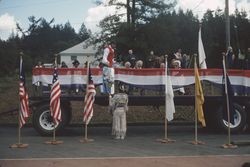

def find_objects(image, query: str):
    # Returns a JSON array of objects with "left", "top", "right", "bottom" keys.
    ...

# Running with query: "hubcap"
[
  {"left": 222, "top": 110, "right": 241, "bottom": 129},
  {"left": 39, "top": 110, "right": 58, "bottom": 131}
]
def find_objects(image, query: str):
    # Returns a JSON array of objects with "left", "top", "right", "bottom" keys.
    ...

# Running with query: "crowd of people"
[
  {"left": 35, "top": 43, "right": 250, "bottom": 71},
  {"left": 225, "top": 46, "right": 250, "bottom": 69},
  {"left": 119, "top": 48, "right": 191, "bottom": 70}
]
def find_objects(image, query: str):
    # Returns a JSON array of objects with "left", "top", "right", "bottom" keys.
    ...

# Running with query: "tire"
[
  {"left": 243, "top": 104, "right": 250, "bottom": 131},
  {"left": 215, "top": 103, "right": 247, "bottom": 133},
  {"left": 61, "top": 101, "right": 72, "bottom": 126},
  {"left": 203, "top": 103, "right": 216, "bottom": 130},
  {"left": 32, "top": 104, "right": 68, "bottom": 136}
]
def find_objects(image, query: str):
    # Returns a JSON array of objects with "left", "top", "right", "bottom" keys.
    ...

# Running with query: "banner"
[{"left": 32, "top": 68, "right": 250, "bottom": 94}]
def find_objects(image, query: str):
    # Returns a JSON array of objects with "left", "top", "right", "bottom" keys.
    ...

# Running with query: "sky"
[{"left": 0, "top": 0, "right": 249, "bottom": 40}]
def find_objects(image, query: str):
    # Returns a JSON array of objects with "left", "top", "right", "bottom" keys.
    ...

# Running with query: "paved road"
[{"left": 0, "top": 124, "right": 249, "bottom": 166}]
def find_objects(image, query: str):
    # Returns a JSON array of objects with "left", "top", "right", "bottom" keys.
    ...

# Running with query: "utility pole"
[
  {"left": 131, "top": 0, "right": 136, "bottom": 31},
  {"left": 127, "top": 0, "right": 135, "bottom": 31},
  {"left": 127, "top": 0, "right": 131, "bottom": 26},
  {"left": 225, "top": 0, "right": 230, "bottom": 49}
]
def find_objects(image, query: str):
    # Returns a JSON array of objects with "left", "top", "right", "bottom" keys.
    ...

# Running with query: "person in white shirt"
[{"left": 101, "top": 42, "right": 116, "bottom": 95}]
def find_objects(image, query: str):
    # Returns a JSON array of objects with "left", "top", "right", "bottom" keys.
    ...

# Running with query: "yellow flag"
[{"left": 195, "top": 63, "right": 206, "bottom": 127}]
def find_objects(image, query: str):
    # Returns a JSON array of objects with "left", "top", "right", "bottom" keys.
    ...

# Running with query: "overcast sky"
[{"left": 0, "top": 0, "right": 249, "bottom": 40}]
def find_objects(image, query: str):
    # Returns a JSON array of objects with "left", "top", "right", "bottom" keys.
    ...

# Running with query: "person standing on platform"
[
  {"left": 61, "top": 61, "right": 68, "bottom": 68},
  {"left": 101, "top": 41, "right": 116, "bottom": 95},
  {"left": 226, "top": 46, "right": 235, "bottom": 69},
  {"left": 127, "top": 49, "right": 137, "bottom": 68},
  {"left": 174, "top": 48, "right": 183, "bottom": 68},
  {"left": 146, "top": 50, "right": 156, "bottom": 68},
  {"left": 72, "top": 59, "right": 81, "bottom": 94},
  {"left": 72, "top": 59, "right": 80, "bottom": 68},
  {"left": 245, "top": 48, "right": 250, "bottom": 69},
  {"left": 109, "top": 86, "right": 129, "bottom": 140}
]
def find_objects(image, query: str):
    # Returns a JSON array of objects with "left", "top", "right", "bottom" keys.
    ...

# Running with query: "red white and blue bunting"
[{"left": 32, "top": 68, "right": 250, "bottom": 94}]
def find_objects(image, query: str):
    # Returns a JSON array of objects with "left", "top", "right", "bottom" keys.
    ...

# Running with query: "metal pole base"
[
  {"left": 80, "top": 138, "right": 94, "bottom": 143},
  {"left": 156, "top": 138, "right": 176, "bottom": 143},
  {"left": 189, "top": 140, "right": 205, "bottom": 145},
  {"left": 45, "top": 140, "right": 63, "bottom": 145},
  {"left": 10, "top": 143, "right": 29, "bottom": 148},
  {"left": 221, "top": 143, "right": 237, "bottom": 149}
]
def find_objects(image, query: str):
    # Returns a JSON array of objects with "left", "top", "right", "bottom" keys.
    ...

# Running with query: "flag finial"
[
  {"left": 54, "top": 54, "right": 58, "bottom": 68},
  {"left": 20, "top": 52, "right": 24, "bottom": 58}
]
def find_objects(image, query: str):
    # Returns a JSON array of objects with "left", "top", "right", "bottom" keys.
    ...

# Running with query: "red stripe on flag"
[
  {"left": 50, "top": 79, "right": 62, "bottom": 125},
  {"left": 19, "top": 82, "right": 30, "bottom": 127},
  {"left": 83, "top": 84, "right": 96, "bottom": 124}
]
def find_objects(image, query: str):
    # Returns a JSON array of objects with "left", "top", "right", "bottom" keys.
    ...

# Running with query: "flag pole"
[
  {"left": 85, "top": 62, "right": 89, "bottom": 141},
  {"left": 221, "top": 53, "right": 237, "bottom": 149},
  {"left": 10, "top": 53, "right": 29, "bottom": 148},
  {"left": 53, "top": 55, "right": 57, "bottom": 143},
  {"left": 195, "top": 56, "right": 198, "bottom": 143},
  {"left": 18, "top": 107, "right": 21, "bottom": 144},
  {"left": 156, "top": 55, "right": 175, "bottom": 143},
  {"left": 165, "top": 117, "right": 167, "bottom": 140},
  {"left": 11, "top": 94, "right": 27, "bottom": 149},
  {"left": 190, "top": 55, "right": 205, "bottom": 145},
  {"left": 45, "top": 54, "right": 63, "bottom": 145},
  {"left": 80, "top": 62, "right": 94, "bottom": 143}
]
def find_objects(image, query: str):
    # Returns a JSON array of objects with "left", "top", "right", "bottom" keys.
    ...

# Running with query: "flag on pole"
[
  {"left": 83, "top": 65, "right": 96, "bottom": 124},
  {"left": 198, "top": 25, "right": 207, "bottom": 69},
  {"left": 19, "top": 56, "right": 30, "bottom": 128},
  {"left": 165, "top": 61, "right": 175, "bottom": 121},
  {"left": 222, "top": 60, "right": 236, "bottom": 125},
  {"left": 194, "top": 61, "right": 206, "bottom": 127},
  {"left": 50, "top": 67, "right": 62, "bottom": 125}
]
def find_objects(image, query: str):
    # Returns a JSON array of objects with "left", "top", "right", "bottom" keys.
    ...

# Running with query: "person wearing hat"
[{"left": 109, "top": 85, "right": 128, "bottom": 140}]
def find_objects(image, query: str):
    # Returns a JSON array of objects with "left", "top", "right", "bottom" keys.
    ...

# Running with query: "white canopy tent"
[{"left": 59, "top": 41, "right": 100, "bottom": 68}]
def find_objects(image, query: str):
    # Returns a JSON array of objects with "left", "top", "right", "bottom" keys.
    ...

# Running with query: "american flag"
[
  {"left": 83, "top": 65, "right": 96, "bottom": 124},
  {"left": 222, "top": 56, "right": 236, "bottom": 125},
  {"left": 165, "top": 60, "right": 175, "bottom": 121},
  {"left": 50, "top": 67, "right": 62, "bottom": 125},
  {"left": 19, "top": 56, "right": 30, "bottom": 128}
]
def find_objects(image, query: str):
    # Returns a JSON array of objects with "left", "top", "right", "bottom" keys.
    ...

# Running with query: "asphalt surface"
[{"left": 0, "top": 124, "right": 250, "bottom": 166}]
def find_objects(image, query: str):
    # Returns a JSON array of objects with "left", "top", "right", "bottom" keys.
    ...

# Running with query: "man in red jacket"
[
  {"left": 101, "top": 42, "right": 116, "bottom": 95},
  {"left": 102, "top": 42, "right": 115, "bottom": 67}
]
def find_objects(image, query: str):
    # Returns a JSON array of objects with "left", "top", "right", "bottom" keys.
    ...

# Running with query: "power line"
[{"left": 192, "top": 0, "right": 205, "bottom": 11}]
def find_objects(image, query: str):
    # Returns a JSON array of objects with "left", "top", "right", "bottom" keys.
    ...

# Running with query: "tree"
[
  {"left": 1, "top": 17, "right": 80, "bottom": 74},
  {"left": 17, "top": 17, "right": 80, "bottom": 65},
  {"left": 202, "top": 9, "right": 250, "bottom": 68},
  {"left": 95, "top": 0, "right": 176, "bottom": 60},
  {"left": 78, "top": 23, "right": 91, "bottom": 41}
]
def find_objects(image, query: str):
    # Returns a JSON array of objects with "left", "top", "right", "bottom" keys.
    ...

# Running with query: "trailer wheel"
[
  {"left": 32, "top": 104, "right": 67, "bottom": 136},
  {"left": 215, "top": 103, "right": 246, "bottom": 133},
  {"left": 61, "top": 101, "right": 72, "bottom": 126}
]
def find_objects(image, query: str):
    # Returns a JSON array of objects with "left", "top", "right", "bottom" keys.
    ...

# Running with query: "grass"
[{"left": 0, "top": 76, "right": 19, "bottom": 114}]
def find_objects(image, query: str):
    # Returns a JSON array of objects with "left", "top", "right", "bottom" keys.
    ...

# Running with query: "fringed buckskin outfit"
[{"left": 110, "top": 93, "right": 128, "bottom": 139}]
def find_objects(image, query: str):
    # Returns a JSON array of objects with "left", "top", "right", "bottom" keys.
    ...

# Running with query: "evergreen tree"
[{"left": 78, "top": 23, "right": 91, "bottom": 41}]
